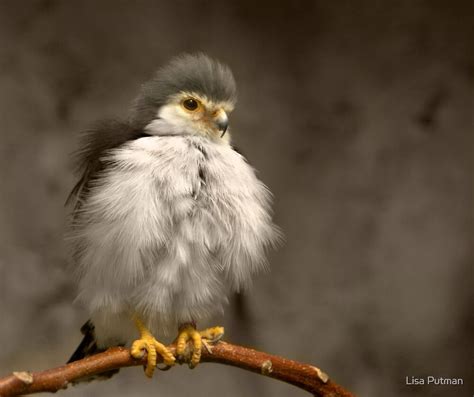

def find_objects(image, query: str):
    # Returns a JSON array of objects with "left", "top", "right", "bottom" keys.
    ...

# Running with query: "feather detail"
[
  {"left": 67, "top": 321, "right": 120, "bottom": 383},
  {"left": 68, "top": 134, "right": 280, "bottom": 345},
  {"left": 66, "top": 119, "right": 150, "bottom": 210}
]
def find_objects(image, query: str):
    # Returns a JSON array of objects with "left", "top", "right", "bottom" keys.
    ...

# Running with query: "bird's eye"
[{"left": 183, "top": 98, "right": 199, "bottom": 111}]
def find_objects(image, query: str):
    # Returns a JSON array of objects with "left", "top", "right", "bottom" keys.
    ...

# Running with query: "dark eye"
[{"left": 183, "top": 98, "right": 198, "bottom": 111}]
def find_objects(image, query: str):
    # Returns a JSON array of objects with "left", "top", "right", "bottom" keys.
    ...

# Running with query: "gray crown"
[{"left": 132, "top": 53, "right": 237, "bottom": 127}]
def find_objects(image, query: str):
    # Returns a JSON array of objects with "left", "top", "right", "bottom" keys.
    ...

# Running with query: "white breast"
[{"left": 71, "top": 135, "right": 279, "bottom": 343}]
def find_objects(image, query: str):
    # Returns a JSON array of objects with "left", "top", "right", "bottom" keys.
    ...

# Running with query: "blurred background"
[{"left": 0, "top": 1, "right": 472, "bottom": 396}]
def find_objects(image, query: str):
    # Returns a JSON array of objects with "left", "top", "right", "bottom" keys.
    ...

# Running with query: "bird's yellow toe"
[
  {"left": 132, "top": 316, "right": 176, "bottom": 378},
  {"left": 131, "top": 334, "right": 175, "bottom": 378},
  {"left": 176, "top": 324, "right": 225, "bottom": 368}
]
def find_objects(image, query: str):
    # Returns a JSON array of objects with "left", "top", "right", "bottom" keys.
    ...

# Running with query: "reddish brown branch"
[{"left": 0, "top": 342, "right": 355, "bottom": 397}]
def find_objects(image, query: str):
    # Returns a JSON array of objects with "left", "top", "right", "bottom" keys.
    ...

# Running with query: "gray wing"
[
  {"left": 66, "top": 119, "right": 149, "bottom": 212},
  {"left": 66, "top": 120, "right": 149, "bottom": 368}
]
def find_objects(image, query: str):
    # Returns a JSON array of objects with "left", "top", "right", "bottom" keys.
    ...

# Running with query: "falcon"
[{"left": 67, "top": 53, "right": 280, "bottom": 378}]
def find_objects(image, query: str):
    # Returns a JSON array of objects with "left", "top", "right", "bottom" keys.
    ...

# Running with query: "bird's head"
[{"left": 132, "top": 53, "right": 237, "bottom": 142}]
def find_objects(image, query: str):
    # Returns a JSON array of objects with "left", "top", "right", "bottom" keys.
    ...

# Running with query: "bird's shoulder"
[{"left": 66, "top": 119, "right": 149, "bottom": 208}]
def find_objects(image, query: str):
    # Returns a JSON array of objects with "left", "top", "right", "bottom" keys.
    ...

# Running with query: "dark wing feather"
[
  {"left": 67, "top": 321, "right": 121, "bottom": 383},
  {"left": 67, "top": 320, "right": 99, "bottom": 363},
  {"left": 66, "top": 119, "right": 149, "bottom": 211},
  {"left": 66, "top": 120, "right": 148, "bottom": 383}
]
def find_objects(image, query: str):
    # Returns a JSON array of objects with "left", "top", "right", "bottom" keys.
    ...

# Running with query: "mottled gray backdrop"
[{"left": 0, "top": 1, "right": 472, "bottom": 396}]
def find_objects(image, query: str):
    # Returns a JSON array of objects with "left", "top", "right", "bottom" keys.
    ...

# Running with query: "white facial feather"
[
  {"left": 145, "top": 93, "right": 233, "bottom": 144},
  {"left": 70, "top": 131, "right": 280, "bottom": 346}
]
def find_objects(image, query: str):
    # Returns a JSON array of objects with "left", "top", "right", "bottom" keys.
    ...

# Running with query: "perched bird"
[{"left": 67, "top": 53, "right": 280, "bottom": 378}]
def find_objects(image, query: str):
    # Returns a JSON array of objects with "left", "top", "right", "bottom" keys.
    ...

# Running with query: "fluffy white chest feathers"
[{"left": 71, "top": 135, "right": 279, "bottom": 344}]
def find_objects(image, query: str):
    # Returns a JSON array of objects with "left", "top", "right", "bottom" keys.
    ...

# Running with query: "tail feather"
[
  {"left": 67, "top": 320, "right": 120, "bottom": 382},
  {"left": 67, "top": 321, "right": 98, "bottom": 363}
]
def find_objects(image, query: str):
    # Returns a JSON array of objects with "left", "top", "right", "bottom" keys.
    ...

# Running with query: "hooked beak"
[{"left": 214, "top": 110, "right": 229, "bottom": 137}]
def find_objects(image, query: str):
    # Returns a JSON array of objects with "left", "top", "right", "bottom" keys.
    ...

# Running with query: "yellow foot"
[
  {"left": 131, "top": 317, "right": 175, "bottom": 378},
  {"left": 176, "top": 324, "right": 224, "bottom": 368}
]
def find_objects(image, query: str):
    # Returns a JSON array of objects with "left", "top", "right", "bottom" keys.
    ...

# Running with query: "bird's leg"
[
  {"left": 176, "top": 322, "right": 224, "bottom": 368},
  {"left": 131, "top": 315, "right": 175, "bottom": 378}
]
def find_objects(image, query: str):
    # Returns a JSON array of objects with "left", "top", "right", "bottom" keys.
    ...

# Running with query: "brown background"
[{"left": 0, "top": 1, "right": 472, "bottom": 396}]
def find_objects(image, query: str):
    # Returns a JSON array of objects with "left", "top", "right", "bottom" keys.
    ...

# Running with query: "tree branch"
[{"left": 0, "top": 342, "right": 356, "bottom": 397}]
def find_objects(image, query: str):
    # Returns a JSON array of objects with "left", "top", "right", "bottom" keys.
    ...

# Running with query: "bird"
[{"left": 67, "top": 53, "right": 281, "bottom": 379}]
